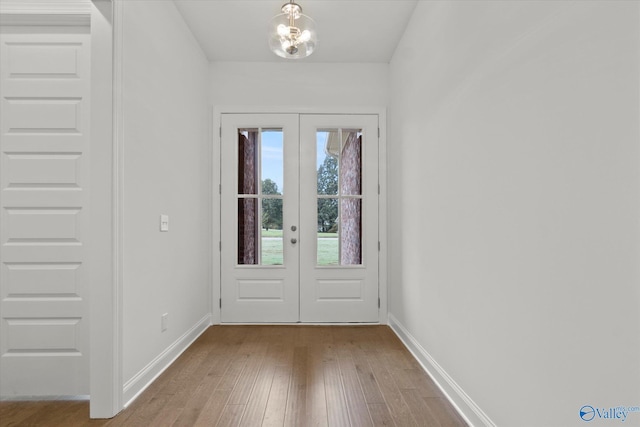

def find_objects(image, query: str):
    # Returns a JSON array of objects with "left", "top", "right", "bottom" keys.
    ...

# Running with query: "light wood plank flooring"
[{"left": 0, "top": 325, "right": 468, "bottom": 426}]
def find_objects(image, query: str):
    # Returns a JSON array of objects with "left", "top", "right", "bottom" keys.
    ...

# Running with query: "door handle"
[{"left": 291, "top": 238, "right": 297, "bottom": 244}]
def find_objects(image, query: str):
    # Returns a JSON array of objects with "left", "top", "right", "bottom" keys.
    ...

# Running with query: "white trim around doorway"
[{"left": 89, "top": 0, "right": 123, "bottom": 418}]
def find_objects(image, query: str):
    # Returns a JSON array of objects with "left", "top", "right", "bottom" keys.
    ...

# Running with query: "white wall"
[
  {"left": 388, "top": 1, "right": 639, "bottom": 426},
  {"left": 121, "top": 0, "right": 211, "bottom": 390},
  {"left": 210, "top": 61, "right": 388, "bottom": 108},
  {"left": 209, "top": 61, "right": 388, "bottom": 324}
]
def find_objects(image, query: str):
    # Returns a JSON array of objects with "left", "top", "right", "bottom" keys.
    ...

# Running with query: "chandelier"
[{"left": 268, "top": 0, "right": 317, "bottom": 59}]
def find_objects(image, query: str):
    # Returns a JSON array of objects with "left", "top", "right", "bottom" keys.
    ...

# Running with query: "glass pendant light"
[{"left": 268, "top": 1, "right": 317, "bottom": 59}]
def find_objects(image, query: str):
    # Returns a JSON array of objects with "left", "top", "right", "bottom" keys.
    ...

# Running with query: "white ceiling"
[{"left": 173, "top": 0, "right": 418, "bottom": 63}]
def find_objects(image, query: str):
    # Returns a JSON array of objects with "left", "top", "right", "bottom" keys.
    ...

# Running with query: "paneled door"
[
  {"left": 221, "top": 114, "right": 300, "bottom": 322},
  {"left": 221, "top": 113, "right": 379, "bottom": 323},
  {"left": 299, "top": 114, "right": 379, "bottom": 322},
  {"left": 0, "top": 29, "right": 91, "bottom": 394}
]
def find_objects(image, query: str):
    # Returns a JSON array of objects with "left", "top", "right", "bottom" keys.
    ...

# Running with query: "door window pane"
[
  {"left": 341, "top": 198, "right": 361, "bottom": 265},
  {"left": 341, "top": 130, "right": 362, "bottom": 196},
  {"left": 260, "top": 129, "right": 284, "bottom": 265},
  {"left": 238, "top": 128, "right": 285, "bottom": 266},
  {"left": 317, "top": 129, "right": 339, "bottom": 195},
  {"left": 238, "top": 198, "right": 258, "bottom": 265},
  {"left": 238, "top": 129, "right": 258, "bottom": 195},
  {"left": 317, "top": 198, "right": 339, "bottom": 266},
  {"left": 261, "top": 129, "right": 284, "bottom": 195},
  {"left": 316, "top": 127, "right": 363, "bottom": 266},
  {"left": 317, "top": 197, "right": 338, "bottom": 235},
  {"left": 262, "top": 198, "right": 283, "bottom": 265}
]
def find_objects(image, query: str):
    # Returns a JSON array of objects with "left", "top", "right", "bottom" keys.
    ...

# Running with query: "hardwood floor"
[{"left": 0, "top": 325, "right": 468, "bottom": 426}]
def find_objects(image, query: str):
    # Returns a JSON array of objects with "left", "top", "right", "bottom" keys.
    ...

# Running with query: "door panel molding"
[
  {"left": 0, "top": 26, "right": 90, "bottom": 396},
  {"left": 0, "top": 1, "right": 91, "bottom": 27}
]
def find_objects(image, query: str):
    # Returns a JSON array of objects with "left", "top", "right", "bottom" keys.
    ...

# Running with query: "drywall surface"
[
  {"left": 388, "top": 1, "right": 639, "bottom": 426},
  {"left": 121, "top": 0, "right": 211, "bottom": 384},
  {"left": 210, "top": 61, "right": 388, "bottom": 109}
]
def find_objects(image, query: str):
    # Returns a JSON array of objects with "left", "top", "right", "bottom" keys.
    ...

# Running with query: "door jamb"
[
  {"left": 89, "top": 0, "right": 123, "bottom": 418},
  {"left": 212, "top": 106, "right": 388, "bottom": 325}
]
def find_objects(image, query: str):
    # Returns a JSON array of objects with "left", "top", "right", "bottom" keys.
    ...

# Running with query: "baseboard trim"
[
  {"left": 387, "top": 314, "right": 496, "bottom": 427},
  {"left": 122, "top": 314, "right": 211, "bottom": 407},
  {"left": 218, "top": 322, "right": 380, "bottom": 326}
]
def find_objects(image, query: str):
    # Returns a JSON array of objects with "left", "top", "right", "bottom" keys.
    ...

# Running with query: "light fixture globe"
[{"left": 268, "top": 1, "right": 317, "bottom": 59}]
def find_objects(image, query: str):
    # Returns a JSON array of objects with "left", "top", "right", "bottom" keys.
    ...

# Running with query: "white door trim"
[
  {"left": 88, "top": 0, "right": 123, "bottom": 418},
  {"left": 0, "top": 1, "right": 91, "bottom": 27},
  {"left": 212, "top": 106, "right": 388, "bottom": 325}
]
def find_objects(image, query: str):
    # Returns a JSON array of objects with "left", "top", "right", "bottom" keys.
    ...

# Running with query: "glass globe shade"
[{"left": 268, "top": 12, "right": 317, "bottom": 59}]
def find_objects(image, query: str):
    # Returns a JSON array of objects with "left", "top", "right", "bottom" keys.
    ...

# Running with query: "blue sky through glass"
[
  {"left": 261, "top": 130, "right": 284, "bottom": 192},
  {"left": 317, "top": 131, "right": 329, "bottom": 169},
  {"left": 260, "top": 130, "right": 329, "bottom": 191}
]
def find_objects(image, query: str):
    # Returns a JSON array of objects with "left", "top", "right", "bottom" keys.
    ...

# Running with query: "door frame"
[{"left": 212, "top": 106, "right": 388, "bottom": 325}]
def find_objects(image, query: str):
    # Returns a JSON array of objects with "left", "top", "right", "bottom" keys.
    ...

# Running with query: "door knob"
[
  {"left": 291, "top": 225, "right": 297, "bottom": 231},
  {"left": 291, "top": 238, "right": 297, "bottom": 244}
]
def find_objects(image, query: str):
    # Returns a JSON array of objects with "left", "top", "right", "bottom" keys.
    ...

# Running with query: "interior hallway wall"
[
  {"left": 388, "top": 1, "right": 639, "bottom": 426},
  {"left": 121, "top": 0, "right": 211, "bottom": 391},
  {"left": 209, "top": 61, "right": 389, "bottom": 324},
  {"left": 210, "top": 62, "right": 388, "bottom": 107}
]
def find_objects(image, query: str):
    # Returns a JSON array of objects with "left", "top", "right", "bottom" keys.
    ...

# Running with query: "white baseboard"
[
  {"left": 387, "top": 313, "right": 496, "bottom": 427},
  {"left": 122, "top": 314, "right": 211, "bottom": 406}
]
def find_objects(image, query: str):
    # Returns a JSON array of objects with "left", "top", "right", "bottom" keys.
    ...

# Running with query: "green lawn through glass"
[{"left": 261, "top": 229, "right": 338, "bottom": 265}]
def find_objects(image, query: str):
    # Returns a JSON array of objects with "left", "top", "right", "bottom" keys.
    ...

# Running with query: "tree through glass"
[
  {"left": 316, "top": 128, "right": 363, "bottom": 266},
  {"left": 237, "top": 128, "right": 284, "bottom": 265}
]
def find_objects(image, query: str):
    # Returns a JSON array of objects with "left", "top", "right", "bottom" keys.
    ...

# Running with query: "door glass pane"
[
  {"left": 238, "top": 198, "right": 258, "bottom": 265},
  {"left": 262, "top": 198, "right": 283, "bottom": 265},
  {"left": 341, "top": 130, "right": 362, "bottom": 196},
  {"left": 238, "top": 129, "right": 258, "bottom": 195},
  {"left": 317, "top": 198, "right": 338, "bottom": 265},
  {"left": 341, "top": 198, "right": 362, "bottom": 265},
  {"left": 317, "top": 129, "right": 339, "bottom": 195},
  {"left": 316, "top": 127, "right": 364, "bottom": 266},
  {"left": 238, "top": 128, "right": 285, "bottom": 266},
  {"left": 261, "top": 129, "right": 284, "bottom": 195},
  {"left": 261, "top": 128, "right": 284, "bottom": 265}
]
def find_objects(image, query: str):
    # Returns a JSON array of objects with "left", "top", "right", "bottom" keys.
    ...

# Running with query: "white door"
[
  {"left": 221, "top": 114, "right": 300, "bottom": 322},
  {"left": 221, "top": 113, "right": 379, "bottom": 323},
  {"left": 0, "top": 29, "right": 91, "bottom": 395},
  {"left": 299, "top": 114, "right": 379, "bottom": 322}
]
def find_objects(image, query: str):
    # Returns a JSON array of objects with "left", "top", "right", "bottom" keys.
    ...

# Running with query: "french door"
[{"left": 221, "top": 113, "right": 379, "bottom": 323}]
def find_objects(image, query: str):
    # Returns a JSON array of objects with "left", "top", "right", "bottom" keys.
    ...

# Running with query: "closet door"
[{"left": 0, "top": 28, "right": 91, "bottom": 394}]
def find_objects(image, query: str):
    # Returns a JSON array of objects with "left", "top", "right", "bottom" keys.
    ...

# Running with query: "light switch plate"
[
  {"left": 160, "top": 214, "right": 169, "bottom": 232},
  {"left": 161, "top": 313, "right": 168, "bottom": 331}
]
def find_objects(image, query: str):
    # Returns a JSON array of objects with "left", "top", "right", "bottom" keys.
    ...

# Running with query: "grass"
[
  {"left": 261, "top": 229, "right": 337, "bottom": 238},
  {"left": 261, "top": 237, "right": 284, "bottom": 265},
  {"left": 261, "top": 229, "right": 283, "bottom": 238},
  {"left": 261, "top": 229, "right": 338, "bottom": 265},
  {"left": 316, "top": 238, "right": 339, "bottom": 266}
]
